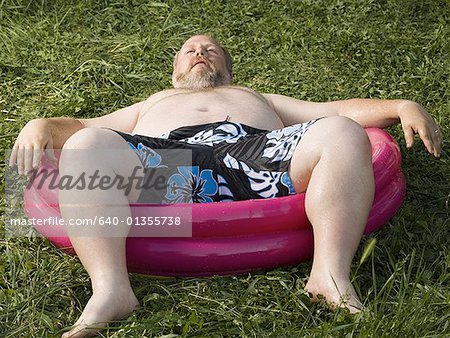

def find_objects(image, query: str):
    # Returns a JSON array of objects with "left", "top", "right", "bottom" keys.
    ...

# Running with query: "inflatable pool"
[{"left": 23, "top": 128, "right": 406, "bottom": 276}]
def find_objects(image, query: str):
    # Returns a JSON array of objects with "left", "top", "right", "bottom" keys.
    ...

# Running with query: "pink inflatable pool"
[{"left": 23, "top": 128, "right": 406, "bottom": 276}]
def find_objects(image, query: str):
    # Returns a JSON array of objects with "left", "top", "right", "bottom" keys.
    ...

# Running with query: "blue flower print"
[
  {"left": 281, "top": 172, "right": 296, "bottom": 194},
  {"left": 165, "top": 166, "right": 218, "bottom": 203},
  {"left": 127, "top": 142, "right": 163, "bottom": 168}
]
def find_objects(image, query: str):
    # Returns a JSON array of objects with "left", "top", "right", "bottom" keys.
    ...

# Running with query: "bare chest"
[{"left": 132, "top": 88, "right": 284, "bottom": 136}]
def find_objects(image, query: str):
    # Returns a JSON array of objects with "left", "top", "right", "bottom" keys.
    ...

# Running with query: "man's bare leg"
[
  {"left": 58, "top": 128, "right": 143, "bottom": 338},
  {"left": 289, "top": 117, "right": 375, "bottom": 313}
]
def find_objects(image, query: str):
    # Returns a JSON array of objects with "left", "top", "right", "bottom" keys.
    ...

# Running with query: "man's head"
[{"left": 172, "top": 35, "right": 233, "bottom": 89}]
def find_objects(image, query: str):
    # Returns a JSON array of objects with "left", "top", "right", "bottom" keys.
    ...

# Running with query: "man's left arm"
[{"left": 264, "top": 94, "right": 442, "bottom": 157}]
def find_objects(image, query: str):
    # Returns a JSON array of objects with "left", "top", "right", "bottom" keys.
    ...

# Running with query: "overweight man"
[{"left": 9, "top": 35, "right": 442, "bottom": 338}]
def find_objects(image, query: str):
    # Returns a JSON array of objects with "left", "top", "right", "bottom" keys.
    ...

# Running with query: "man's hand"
[
  {"left": 9, "top": 119, "right": 57, "bottom": 176},
  {"left": 398, "top": 101, "right": 443, "bottom": 157}
]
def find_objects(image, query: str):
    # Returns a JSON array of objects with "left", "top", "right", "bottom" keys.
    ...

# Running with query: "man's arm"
[
  {"left": 264, "top": 94, "right": 442, "bottom": 157},
  {"left": 78, "top": 100, "right": 144, "bottom": 132},
  {"left": 9, "top": 100, "right": 145, "bottom": 175}
]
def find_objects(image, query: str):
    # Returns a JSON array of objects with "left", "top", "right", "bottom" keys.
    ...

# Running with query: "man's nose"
[{"left": 195, "top": 47, "right": 205, "bottom": 56}]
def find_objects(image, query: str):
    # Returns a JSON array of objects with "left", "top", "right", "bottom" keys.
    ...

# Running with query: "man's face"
[{"left": 172, "top": 35, "right": 232, "bottom": 89}]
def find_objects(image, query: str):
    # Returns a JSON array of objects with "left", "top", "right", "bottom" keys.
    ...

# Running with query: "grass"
[{"left": 1, "top": 0, "right": 449, "bottom": 336}]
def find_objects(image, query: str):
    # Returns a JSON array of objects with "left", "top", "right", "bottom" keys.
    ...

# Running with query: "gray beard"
[{"left": 174, "top": 69, "right": 227, "bottom": 89}]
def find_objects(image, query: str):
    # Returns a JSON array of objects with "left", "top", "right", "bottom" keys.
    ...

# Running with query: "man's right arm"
[{"left": 9, "top": 100, "right": 145, "bottom": 175}]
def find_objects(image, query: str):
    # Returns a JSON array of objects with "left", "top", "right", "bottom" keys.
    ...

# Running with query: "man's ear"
[
  {"left": 171, "top": 52, "right": 179, "bottom": 87},
  {"left": 173, "top": 52, "right": 179, "bottom": 70}
]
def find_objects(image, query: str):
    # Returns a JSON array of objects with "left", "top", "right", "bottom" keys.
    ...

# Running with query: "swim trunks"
[{"left": 111, "top": 120, "right": 318, "bottom": 203}]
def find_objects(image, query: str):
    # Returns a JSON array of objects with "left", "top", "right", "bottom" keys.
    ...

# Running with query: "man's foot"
[
  {"left": 62, "top": 286, "right": 139, "bottom": 338},
  {"left": 305, "top": 273, "right": 363, "bottom": 313}
]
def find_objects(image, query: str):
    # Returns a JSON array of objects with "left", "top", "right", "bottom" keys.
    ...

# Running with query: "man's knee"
[
  {"left": 321, "top": 116, "right": 371, "bottom": 155},
  {"left": 290, "top": 117, "right": 371, "bottom": 175},
  {"left": 60, "top": 128, "right": 118, "bottom": 174},
  {"left": 289, "top": 117, "right": 372, "bottom": 192},
  {"left": 327, "top": 116, "right": 368, "bottom": 139},
  {"left": 63, "top": 128, "right": 109, "bottom": 150}
]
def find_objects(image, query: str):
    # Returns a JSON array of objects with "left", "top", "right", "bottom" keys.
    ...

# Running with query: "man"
[{"left": 9, "top": 35, "right": 442, "bottom": 337}]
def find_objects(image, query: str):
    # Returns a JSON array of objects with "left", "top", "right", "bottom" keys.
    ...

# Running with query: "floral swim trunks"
[{"left": 111, "top": 120, "right": 318, "bottom": 203}]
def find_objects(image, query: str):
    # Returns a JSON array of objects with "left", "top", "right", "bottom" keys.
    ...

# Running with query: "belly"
[{"left": 132, "top": 109, "right": 285, "bottom": 137}]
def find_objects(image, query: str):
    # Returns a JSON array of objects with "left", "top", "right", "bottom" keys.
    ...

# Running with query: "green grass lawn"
[{"left": 1, "top": 0, "right": 449, "bottom": 336}]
